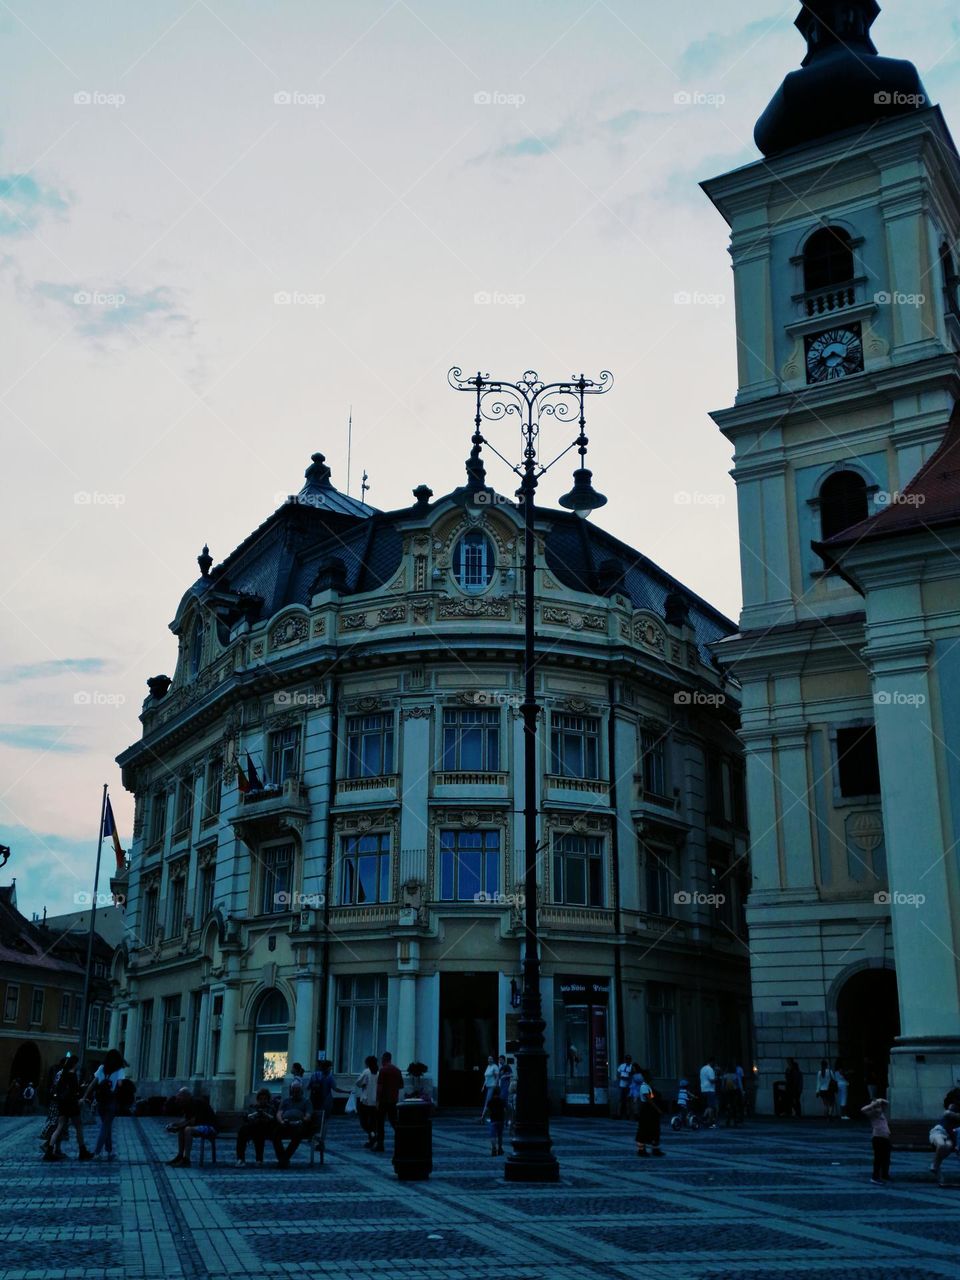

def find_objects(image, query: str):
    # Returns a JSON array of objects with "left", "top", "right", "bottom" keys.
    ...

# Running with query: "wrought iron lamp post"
[{"left": 448, "top": 367, "right": 613, "bottom": 1182}]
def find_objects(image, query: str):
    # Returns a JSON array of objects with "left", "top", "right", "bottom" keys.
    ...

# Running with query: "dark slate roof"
[{"left": 0, "top": 885, "right": 113, "bottom": 974}]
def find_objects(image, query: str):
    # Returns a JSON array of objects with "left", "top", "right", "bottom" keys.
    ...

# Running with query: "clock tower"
[{"left": 703, "top": 1, "right": 960, "bottom": 1116}]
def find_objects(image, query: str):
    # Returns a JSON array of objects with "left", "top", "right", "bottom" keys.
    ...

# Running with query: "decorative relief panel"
[
  {"left": 378, "top": 604, "right": 406, "bottom": 625},
  {"left": 340, "top": 612, "right": 369, "bottom": 632},
  {"left": 270, "top": 615, "right": 309, "bottom": 649},
  {"left": 541, "top": 605, "right": 605, "bottom": 632},
  {"left": 437, "top": 597, "right": 510, "bottom": 619},
  {"left": 312, "top": 618, "right": 326, "bottom": 637}
]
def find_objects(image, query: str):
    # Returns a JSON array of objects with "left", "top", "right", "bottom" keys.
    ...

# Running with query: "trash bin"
[
  {"left": 773, "top": 1079, "right": 790, "bottom": 1118},
  {"left": 392, "top": 1098, "right": 433, "bottom": 1180}
]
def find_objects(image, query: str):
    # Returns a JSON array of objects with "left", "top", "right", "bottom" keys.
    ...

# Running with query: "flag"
[
  {"left": 246, "top": 753, "right": 263, "bottom": 791},
  {"left": 236, "top": 757, "right": 250, "bottom": 793},
  {"left": 102, "top": 797, "right": 125, "bottom": 872}
]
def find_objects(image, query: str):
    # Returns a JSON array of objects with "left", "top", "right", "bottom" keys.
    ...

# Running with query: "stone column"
[
  {"left": 194, "top": 988, "right": 211, "bottom": 1077},
  {"left": 292, "top": 972, "right": 317, "bottom": 1070},
  {"left": 125, "top": 1002, "right": 141, "bottom": 1076},
  {"left": 396, "top": 938, "right": 420, "bottom": 1070},
  {"left": 216, "top": 984, "right": 240, "bottom": 1077},
  {"left": 107, "top": 1004, "right": 122, "bottom": 1050}
]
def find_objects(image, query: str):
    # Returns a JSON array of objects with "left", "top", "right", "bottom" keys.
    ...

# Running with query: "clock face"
[{"left": 804, "top": 324, "right": 864, "bottom": 384}]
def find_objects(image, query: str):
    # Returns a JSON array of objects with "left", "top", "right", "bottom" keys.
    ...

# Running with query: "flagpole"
[{"left": 78, "top": 783, "right": 108, "bottom": 1072}]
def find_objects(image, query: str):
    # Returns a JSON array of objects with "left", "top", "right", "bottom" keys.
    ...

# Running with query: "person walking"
[
  {"left": 497, "top": 1055, "right": 513, "bottom": 1126},
  {"left": 699, "top": 1060, "right": 718, "bottom": 1127},
  {"left": 720, "top": 1065, "right": 744, "bottom": 1127},
  {"left": 480, "top": 1055, "right": 500, "bottom": 1121},
  {"left": 354, "top": 1055, "right": 379, "bottom": 1150},
  {"left": 374, "top": 1051, "right": 404, "bottom": 1153},
  {"left": 84, "top": 1049, "right": 125, "bottom": 1160},
  {"left": 627, "top": 1064, "right": 645, "bottom": 1120},
  {"left": 616, "top": 1054, "right": 634, "bottom": 1118},
  {"left": 815, "top": 1059, "right": 837, "bottom": 1119},
  {"left": 833, "top": 1061, "right": 850, "bottom": 1119},
  {"left": 44, "top": 1059, "right": 92, "bottom": 1162},
  {"left": 785, "top": 1059, "right": 804, "bottom": 1118},
  {"left": 862, "top": 1096, "right": 891, "bottom": 1184},
  {"left": 486, "top": 1089, "right": 506, "bottom": 1156},
  {"left": 235, "top": 1089, "right": 279, "bottom": 1166},
  {"left": 635, "top": 1071, "right": 664, "bottom": 1157}
]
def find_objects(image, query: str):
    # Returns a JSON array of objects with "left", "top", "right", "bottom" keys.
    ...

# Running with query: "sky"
[{"left": 2, "top": 0, "right": 960, "bottom": 920}]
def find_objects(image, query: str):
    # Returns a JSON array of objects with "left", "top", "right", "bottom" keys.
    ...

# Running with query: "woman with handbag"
[{"left": 354, "top": 1055, "right": 379, "bottom": 1150}]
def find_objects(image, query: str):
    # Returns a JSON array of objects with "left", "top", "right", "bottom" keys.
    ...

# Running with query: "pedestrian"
[
  {"left": 720, "top": 1065, "right": 744, "bottom": 1126},
  {"left": 616, "top": 1054, "right": 634, "bottom": 1118},
  {"left": 165, "top": 1088, "right": 218, "bottom": 1168},
  {"left": 83, "top": 1048, "right": 125, "bottom": 1160},
  {"left": 833, "top": 1061, "right": 850, "bottom": 1119},
  {"left": 785, "top": 1058, "right": 803, "bottom": 1118},
  {"left": 273, "top": 1079, "right": 313, "bottom": 1167},
  {"left": 480, "top": 1055, "right": 500, "bottom": 1120},
  {"left": 675, "top": 1077, "right": 692, "bottom": 1126},
  {"left": 354, "top": 1055, "right": 379, "bottom": 1150},
  {"left": 21, "top": 1082, "right": 37, "bottom": 1114},
  {"left": 635, "top": 1071, "right": 664, "bottom": 1157},
  {"left": 816, "top": 1059, "right": 837, "bottom": 1119},
  {"left": 929, "top": 1100, "right": 960, "bottom": 1186},
  {"left": 235, "top": 1088, "right": 278, "bottom": 1166},
  {"left": 44, "top": 1059, "right": 92, "bottom": 1161},
  {"left": 627, "top": 1064, "right": 644, "bottom": 1119},
  {"left": 307, "top": 1057, "right": 335, "bottom": 1116},
  {"left": 487, "top": 1090, "right": 506, "bottom": 1155},
  {"left": 699, "top": 1060, "right": 718, "bottom": 1126},
  {"left": 497, "top": 1055, "right": 513, "bottom": 1124},
  {"left": 862, "top": 1096, "right": 891, "bottom": 1184},
  {"left": 374, "top": 1051, "right": 404, "bottom": 1153}
]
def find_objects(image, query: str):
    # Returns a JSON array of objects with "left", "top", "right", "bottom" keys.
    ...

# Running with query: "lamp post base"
[{"left": 504, "top": 1149, "right": 560, "bottom": 1183}]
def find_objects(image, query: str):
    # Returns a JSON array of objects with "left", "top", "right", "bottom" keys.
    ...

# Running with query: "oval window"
[{"left": 453, "top": 530, "right": 494, "bottom": 592}]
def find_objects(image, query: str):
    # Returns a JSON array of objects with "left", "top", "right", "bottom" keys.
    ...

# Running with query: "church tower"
[{"left": 703, "top": 1, "right": 960, "bottom": 1116}]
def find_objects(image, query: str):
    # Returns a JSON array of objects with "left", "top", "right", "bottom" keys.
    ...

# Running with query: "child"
[
  {"left": 675, "top": 1078, "right": 691, "bottom": 1126},
  {"left": 635, "top": 1072, "right": 664, "bottom": 1157},
  {"left": 486, "top": 1090, "right": 506, "bottom": 1156},
  {"left": 929, "top": 1102, "right": 960, "bottom": 1185},
  {"left": 861, "top": 1097, "right": 891, "bottom": 1184}
]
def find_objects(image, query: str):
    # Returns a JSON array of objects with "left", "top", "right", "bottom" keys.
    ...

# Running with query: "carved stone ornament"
[
  {"left": 378, "top": 604, "right": 406, "bottom": 625},
  {"left": 270, "top": 615, "right": 309, "bottom": 649},
  {"left": 438, "top": 597, "right": 509, "bottom": 620},
  {"left": 340, "top": 611, "right": 369, "bottom": 632},
  {"left": 355, "top": 696, "right": 382, "bottom": 713},
  {"left": 312, "top": 618, "right": 326, "bottom": 637},
  {"left": 402, "top": 705, "right": 432, "bottom": 719},
  {"left": 251, "top": 641, "right": 265, "bottom": 659}
]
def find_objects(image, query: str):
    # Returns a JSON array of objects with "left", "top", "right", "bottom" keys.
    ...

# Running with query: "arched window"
[
  {"left": 941, "top": 240, "right": 960, "bottom": 318},
  {"left": 803, "top": 226, "right": 855, "bottom": 293},
  {"left": 453, "top": 529, "right": 494, "bottom": 592},
  {"left": 251, "top": 989, "right": 289, "bottom": 1090},
  {"left": 189, "top": 618, "right": 205, "bottom": 678},
  {"left": 819, "top": 470, "right": 869, "bottom": 540}
]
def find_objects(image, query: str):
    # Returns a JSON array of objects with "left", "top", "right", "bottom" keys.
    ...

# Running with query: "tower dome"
[{"left": 754, "top": 1, "right": 927, "bottom": 157}]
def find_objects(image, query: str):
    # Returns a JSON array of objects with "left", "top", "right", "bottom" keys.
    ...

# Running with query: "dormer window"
[
  {"left": 453, "top": 530, "right": 494, "bottom": 592},
  {"left": 819, "top": 470, "right": 868, "bottom": 539}
]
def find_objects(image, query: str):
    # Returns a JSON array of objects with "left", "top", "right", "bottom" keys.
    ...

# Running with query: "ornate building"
[
  {"left": 113, "top": 449, "right": 749, "bottom": 1109},
  {"left": 704, "top": 1, "right": 960, "bottom": 1115}
]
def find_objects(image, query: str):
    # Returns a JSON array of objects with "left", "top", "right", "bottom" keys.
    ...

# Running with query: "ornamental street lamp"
[{"left": 448, "top": 367, "right": 613, "bottom": 1183}]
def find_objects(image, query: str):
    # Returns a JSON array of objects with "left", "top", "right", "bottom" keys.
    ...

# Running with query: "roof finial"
[
  {"left": 197, "top": 544, "right": 212, "bottom": 578},
  {"left": 304, "top": 452, "right": 333, "bottom": 488}
]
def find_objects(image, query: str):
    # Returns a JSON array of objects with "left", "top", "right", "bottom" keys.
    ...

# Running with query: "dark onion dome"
[{"left": 755, "top": 1, "right": 927, "bottom": 158}]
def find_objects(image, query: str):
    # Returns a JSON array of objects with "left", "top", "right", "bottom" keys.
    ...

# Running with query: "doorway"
[
  {"left": 836, "top": 967, "right": 900, "bottom": 1109},
  {"left": 439, "top": 972, "right": 498, "bottom": 1106}
]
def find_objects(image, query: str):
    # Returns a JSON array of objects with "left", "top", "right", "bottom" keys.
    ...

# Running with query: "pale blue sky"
[{"left": 2, "top": 0, "right": 959, "bottom": 918}]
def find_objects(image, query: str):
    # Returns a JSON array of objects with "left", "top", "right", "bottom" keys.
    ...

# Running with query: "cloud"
[
  {"left": 33, "top": 281, "right": 192, "bottom": 343},
  {"left": 0, "top": 724, "right": 83, "bottom": 752},
  {"left": 0, "top": 174, "right": 69, "bottom": 236},
  {"left": 0, "top": 658, "right": 114, "bottom": 682},
  {"left": 0, "top": 823, "right": 107, "bottom": 917},
  {"left": 679, "top": 14, "right": 790, "bottom": 80},
  {"left": 474, "top": 108, "right": 657, "bottom": 164}
]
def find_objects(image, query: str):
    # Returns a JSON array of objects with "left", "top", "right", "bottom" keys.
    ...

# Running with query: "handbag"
[{"left": 345, "top": 1092, "right": 358, "bottom": 1115}]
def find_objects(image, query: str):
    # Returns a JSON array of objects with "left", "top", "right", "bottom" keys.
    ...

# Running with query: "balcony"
[
  {"left": 327, "top": 904, "right": 401, "bottom": 930},
  {"left": 539, "top": 904, "right": 615, "bottom": 932},
  {"left": 544, "top": 774, "right": 611, "bottom": 802},
  {"left": 335, "top": 774, "right": 399, "bottom": 802},
  {"left": 231, "top": 776, "right": 310, "bottom": 840}
]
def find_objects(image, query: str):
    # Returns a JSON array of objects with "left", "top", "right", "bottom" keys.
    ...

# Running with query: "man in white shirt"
[
  {"left": 616, "top": 1055, "right": 634, "bottom": 1118},
  {"left": 699, "top": 1061, "right": 718, "bottom": 1125}
]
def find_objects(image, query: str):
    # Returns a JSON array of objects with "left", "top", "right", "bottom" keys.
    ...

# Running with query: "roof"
[{"left": 0, "top": 885, "right": 114, "bottom": 975}]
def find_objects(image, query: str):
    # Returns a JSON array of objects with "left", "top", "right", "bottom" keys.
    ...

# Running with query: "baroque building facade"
[
  {"left": 704, "top": 0, "right": 960, "bottom": 1115},
  {"left": 113, "top": 450, "right": 749, "bottom": 1109}
]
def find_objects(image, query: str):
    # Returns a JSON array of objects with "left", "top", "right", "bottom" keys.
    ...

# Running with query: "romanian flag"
[
  {"left": 237, "top": 757, "right": 250, "bottom": 793},
  {"left": 102, "top": 797, "right": 125, "bottom": 872},
  {"left": 237, "top": 753, "right": 262, "bottom": 793}
]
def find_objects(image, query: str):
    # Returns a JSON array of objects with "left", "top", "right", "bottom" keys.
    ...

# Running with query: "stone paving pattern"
[{"left": 1, "top": 1110, "right": 959, "bottom": 1279}]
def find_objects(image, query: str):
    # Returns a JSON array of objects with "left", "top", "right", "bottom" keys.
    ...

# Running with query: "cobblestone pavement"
[{"left": 2, "top": 1111, "right": 959, "bottom": 1280}]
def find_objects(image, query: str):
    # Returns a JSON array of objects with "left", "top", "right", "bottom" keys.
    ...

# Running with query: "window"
[
  {"left": 138, "top": 1000, "right": 154, "bottom": 1078},
  {"left": 550, "top": 713, "right": 600, "bottom": 779},
  {"left": 72, "top": 995, "right": 82, "bottom": 1028},
  {"left": 142, "top": 885, "right": 159, "bottom": 943},
  {"left": 252, "top": 989, "right": 289, "bottom": 1089},
  {"left": 345, "top": 714, "right": 394, "bottom": 778},
  {"left": 644, "top": 847, "right": 674, "bottom": 916},
  {"left": 336, "top": 975, "right": 387, "bottom": 1075},
  {"left": 268, "top": 726, "right": 301, "bottom": 785},
  {"left": 260, "top": 843, "right": 294, "bottom": 914},
  {"left": 190, "top": 619, "right": 204, "bottom": 677},
  {"left": 709, "top": 856, "right": 735, "bottom": 930},
  {"left": 168, "top": 875, "right": 186, "bottom": 936},
  {"left": 803, "top": 226, "right": 854, "bottom": 292},
  {"left": 732, "top": 764, "right": 747, "bottom": 829},
  {"left": 202, "top": 758, "right": 222, "bottom": 823},
  {"left": 59, "top": 993, "right": 71, "bottom": 1028},
  {"left": 836, "top": 725, "right": 881, "bottom": 798},
  {"left": 439, "top": 829, "right": 500, "bottom": 901},
  {"left": 149, "top": 791, "right": 167, "bottom": 848},
  {"left": 161, "top": 994, "right": 181, "bottom": 1078},
  {"left": 453, "top": 529, "right": 494, "bottom": 591},
  {"left": 339, "top": 833, "right": 391, "bottom": 905},
  {"left": 646, "top": 984, "right": 676, "bottom": 1078},
  {"left": 819, "top": 470, "right": 869, "bottom": 540},
  {"left": 941, "top": 240, "right": 960, "bottom": 318},
  {"left": 553, "top": 833, "right": 604, "bottom": 907},
  {"left": 197, "top": 859, "right": 216, "bottom": 920},
  {"left": 174, "top": 775, "right": 194, "bottom": 837},
  {"left": 188, "top": 991, "right": 203, "bottom": 1077},
  {"left": 88, "top": 1005, "right": 102, "bottom": 1050},
  {"left": 3, "top": 984, "right": 19, "bottom": 1022},
  {"left": 640, "top": 726, "right": 668, "bottom": 797},
  {"left": 30, "top": 988, "right": 44, "bottom": 1025},
  {"left": 442, "top": 707, "right": 500, "bottom": 772}
]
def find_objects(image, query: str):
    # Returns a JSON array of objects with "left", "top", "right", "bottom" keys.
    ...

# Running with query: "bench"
[{"left": 195, "top": 1110, "right": 327, "bottom": 1167}]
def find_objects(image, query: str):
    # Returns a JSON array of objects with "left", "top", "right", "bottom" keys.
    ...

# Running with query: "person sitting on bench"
[
  {"left": 235, "top": 1089, "right": 279, "bottom": 1167},
  {"left": 165, "top": 1088, "right": 218, "bottom": 1167},
  {"left": 273, "top": 1079, "right": 313, "bottom": 1167}
]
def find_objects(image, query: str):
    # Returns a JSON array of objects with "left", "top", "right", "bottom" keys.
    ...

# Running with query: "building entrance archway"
[{"left": 836, "top": 967, "right": 899, "bottom": 1110}]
